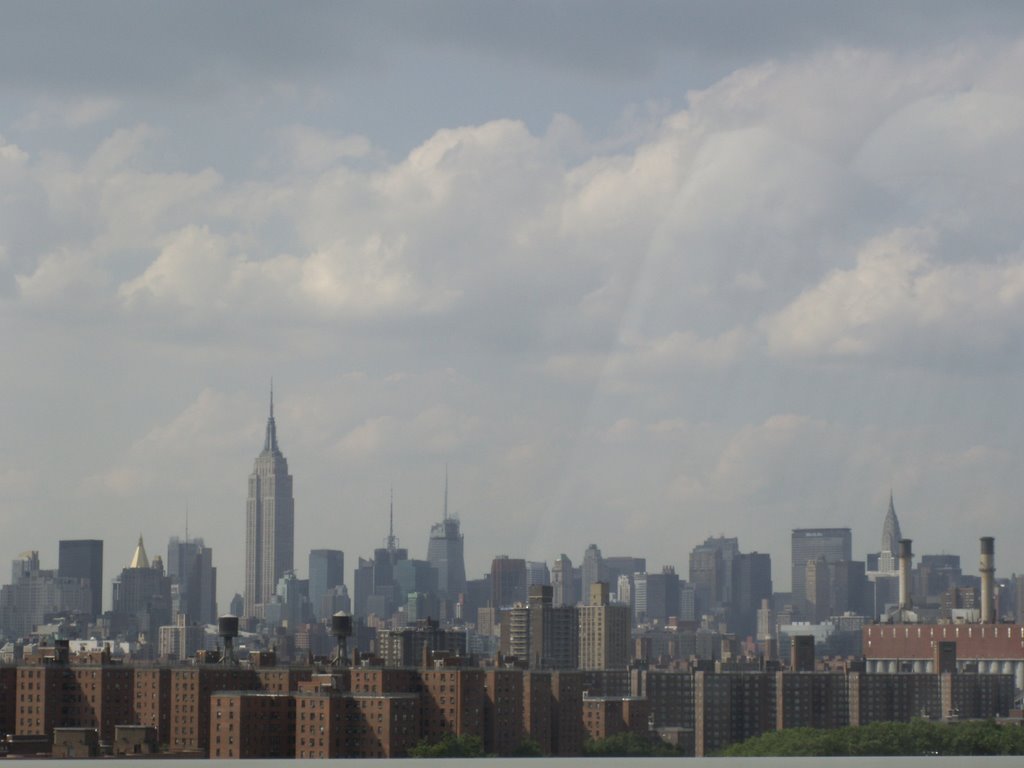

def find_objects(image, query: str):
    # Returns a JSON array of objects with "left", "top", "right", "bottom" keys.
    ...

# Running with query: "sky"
[{"left": 3, "top": 2, "right": 1024, "bottom": 611}]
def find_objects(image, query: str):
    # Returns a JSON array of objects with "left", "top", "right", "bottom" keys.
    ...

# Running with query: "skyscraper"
[
  {"left": 732, "top": 552, "right": 772, "bottom": 639},
  {"left": 308, "top": 549, "right": 344, "bottom": 620},
  {"left": 491, "top": 556, "right": 527, "bottom": 609},
  {"left": 367, "top": 491, "right": 408, "bottom": 618},
  {"left": 168, "top": 537, "right": 218, "bottom": 625},
  {"left": 244, "top": 389, "right": 295, "bottom": 619},
  {"left": 112, "top": 536, "right": 172, "bottom": 638},
  {"left": 634, "top": 566, "right": 681, "bottom": 625},
  {"left": 878, "top": 492, "right": 902, "bottom": 572},
  {"left": 581, "top": 544, "right": 604, "bottom": 593},
  {"left": 426, "top": 470, "right": 466, "bottom": 599},
  {"left": 58, "top": 539, "right": 103, "bottom": 619},
  {"left": 2, "top": 551, "right": 91, "bottom": 637},
  {"left": 526, "top": 561, "right": 550, "bottom": 587},
  {"left": 689, "top": 536, "right": 739, "bottom": 617},
  {"left": 551, "top": 554, "right": 577, "bottom": 608},
  {"left": 578, "top": 582, "right": 630, "bottom": 670},
  {"left": 791, "top": 528, "right": 852, "bottom": 614}
]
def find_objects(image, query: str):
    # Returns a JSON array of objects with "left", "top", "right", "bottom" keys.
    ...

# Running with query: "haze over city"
[{"left": 4, "top": 3, "right": 1024, "bottom": 612}]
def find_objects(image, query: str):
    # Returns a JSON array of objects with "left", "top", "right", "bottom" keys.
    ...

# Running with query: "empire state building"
[{"left": 244, "top": 390, "right": 294, "bottom": 618}]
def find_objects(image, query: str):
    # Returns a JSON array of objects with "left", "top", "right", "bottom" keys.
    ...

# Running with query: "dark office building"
[
  {"left": 353, "top": 557, "right": 374, "bottom": 619},
  {"left": 491, "top": 556, "right": 527, "bottom": 610},
  {"left": 831, "top": 560, "right": 867, "bottom": 617},
  {"left": 603, "top": 557, "right": 646, "bottom": 588},
  {"left": 732, "top": 552, "right": 772, "bottom": 639},
  {"left": 58, "top": 540, "right": 104, "bottom": 619},
  {"left": 167, "top": 537, "right": 217, "bottom": 625},
  {"left": 689, "top": 536, "right": 739, "bottom": 616},
  {"left": 791, "top": 528, "right": 851, "bottom": 614},
  {"left": 308, "top": 549, "right": 344, "bottom": 620}
]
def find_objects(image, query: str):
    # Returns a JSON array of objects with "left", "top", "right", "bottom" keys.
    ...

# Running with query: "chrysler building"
[{"left": 244, "top": 388, "right": 294, "bottom": 619}]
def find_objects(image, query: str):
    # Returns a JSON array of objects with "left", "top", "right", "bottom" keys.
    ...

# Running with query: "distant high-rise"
[
  {"left": 551, "top": 554, "right": 577, "bottom": 608},
  {"left": 526, "top": 561, "right": 550, "bottom": 587},
  {"left": 491, "top": 556, "right": 527, "bottom": 610},
  {"left": 881, "top": 493, "right": 902, "bottom": 554},
  {"left": 805, "top": 556, "right": 831, "bottom": 622},
  {"left": 732, "top": 552, "right": 772, "bottom": 639},
  {"left": 309, "top": 549, "right": 344, "bottom": 620},
  {"left": 578, "top": 582, "right": 630, "bottom": 670},
  {"left": 634, "top": 566, "right": 681, "bottom": 625},
  {"left": 689, "top": 536, "right": 739, "bottom": 616},
  {"left": 2, "top": 551, "right": 91, "bottom": 637},
  {"left": 112, "top": 536, "right": 172, "bottom": 637},
  {"left": 58, "top": 539, "right": 103, "bottom": 618},
  {"left": 367, "top": 491, "right": 408, "bottom": 618},
  {"left": 603, "top": 556, "right": 646, "bottom": 589},
  {"left": 168, "top": 537, "right": 217, "bottom": 625},
  {"left": 791, "top": 528, "right": 852, "bottom": 615},
  {"left": 426, "top": 470, "right": 466, "bottom": 599},
  {"left": 878, "top": 493, "right": 903, "bottom": 572},
  {"left": 581, "top": 544, "right": 604, "bottom": 593},
  {"left": 244, "top": 388, "right": 295, "bottom": 619}
]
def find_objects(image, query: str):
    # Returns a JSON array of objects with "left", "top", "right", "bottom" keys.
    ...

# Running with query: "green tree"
[
  {"left": 720, "top": 720, "right": 1024, "bottom": 757},
  {"left": 583, "top": 731, "right": 661, "bottom": 757},
  {"left": 407, "top": 733, "right": 486, "bottom": 758},
  {"left": 510, "top": 739, "right": 543, "bottom": 757}
]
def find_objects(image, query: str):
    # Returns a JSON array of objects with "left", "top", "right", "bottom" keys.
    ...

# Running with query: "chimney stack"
[
  {"left": 980, "top": 537, "right": 995, "bottom": 624},
  {"left": 898, "top": 539, "right": 913, "bottom": 613}
]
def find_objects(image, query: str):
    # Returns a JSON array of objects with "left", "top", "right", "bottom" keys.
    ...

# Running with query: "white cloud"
[
  {"left": 335, "top": 405, "right": 480, "bottom": 461},
  {"left": 280, "top": 124, "right": 372, "bottom": 171},
  {"left": 8, "top": 30, "right": 1024, "bottom": 598},
  {"left": 16, "top": 247, "right": 108, "bottom": 305},
  {"left": 0, "top": 135, "right": 29, "bottom": 171},
  {"left": 762, "top": 228, "right": 1024, "bottom": 359},
  {"left": 15, "top": 97, "right": 120, "bottom": 130}
]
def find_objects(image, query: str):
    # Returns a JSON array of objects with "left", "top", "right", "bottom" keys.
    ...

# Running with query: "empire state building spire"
[{"left": 263, "top": 382, "right": 279, "bottom": 454}]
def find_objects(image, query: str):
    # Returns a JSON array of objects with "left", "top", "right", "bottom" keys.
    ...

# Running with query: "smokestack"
[
  {"left": 898, "top": 539, "right": 913, "bottom": 613},
  {"left": 980, "top": 537, "right": 995, "bottom": 624}
]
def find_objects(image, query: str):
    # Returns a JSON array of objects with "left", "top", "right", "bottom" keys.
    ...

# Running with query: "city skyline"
[
  {"left": 5, "top": 5, "right": 1024, "bottom": 612},
  {"left": 4, "top": 449, "right": 1015, "bottom": 623}
]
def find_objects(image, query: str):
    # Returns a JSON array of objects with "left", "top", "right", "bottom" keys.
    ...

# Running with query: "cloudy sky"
[{"left": 3, "top": 2, "right": 1024, "bottom": 610}]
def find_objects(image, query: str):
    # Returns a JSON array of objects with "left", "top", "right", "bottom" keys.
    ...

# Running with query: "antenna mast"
[{"left": 386, "top": 486, "right": 398, "bottom": 551}]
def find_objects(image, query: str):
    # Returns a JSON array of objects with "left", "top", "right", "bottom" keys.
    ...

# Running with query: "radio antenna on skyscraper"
[
  {"left": 386, "top": 486, "right": 399, "bottom": 551},
  {"left": 444, "top": 464, "right": 449, "bottom": 520}
]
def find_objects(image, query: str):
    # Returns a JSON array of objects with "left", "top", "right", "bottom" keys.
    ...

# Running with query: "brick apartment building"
[{"left": 1, "top": 638, "right": 1019, "bottom": 758}]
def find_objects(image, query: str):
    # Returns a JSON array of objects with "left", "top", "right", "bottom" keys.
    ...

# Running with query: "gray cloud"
[{"left": 3, "top": 11, "right": 1024, "bottom": 603}]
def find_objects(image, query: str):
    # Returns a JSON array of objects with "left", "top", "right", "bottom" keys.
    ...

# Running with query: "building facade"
[
  {"left": 578, "top": 583, "right": 630, "bottom": 670},
  {"left": 57, "top": 540, "right": 104, "bottom": 619},
  {"left": 308, "top": 549, "right": 344, "bottom": 620},
  {"left": 791, "top": 528, "right": 852, "bottom": 615},
  {"left": 426, "top": 474, "right": 466, "bottom": 601}
]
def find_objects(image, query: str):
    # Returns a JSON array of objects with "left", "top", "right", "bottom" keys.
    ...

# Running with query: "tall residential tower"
[{"left": 244, "top": 389, "right": 295, "bottom": 619}]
